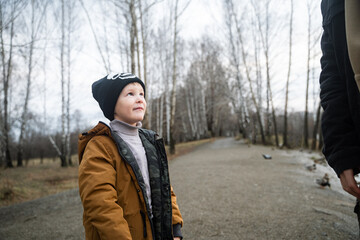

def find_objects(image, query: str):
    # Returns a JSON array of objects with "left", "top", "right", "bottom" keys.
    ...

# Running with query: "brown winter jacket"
[{"left": 78, "top": 122, "right": 183, "bottom": 240}]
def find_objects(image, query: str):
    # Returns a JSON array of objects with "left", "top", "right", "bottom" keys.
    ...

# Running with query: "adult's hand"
[{"left": 340, "top": 169, "right": 360, "bottom": 198}]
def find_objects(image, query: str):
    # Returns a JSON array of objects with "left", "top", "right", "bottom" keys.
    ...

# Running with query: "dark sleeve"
[
  {"left": 319, "top": 11, "right": 360, "bottom": 176},
  {"left": 173, "top": 223, "right": 183, "bottom": 239}
]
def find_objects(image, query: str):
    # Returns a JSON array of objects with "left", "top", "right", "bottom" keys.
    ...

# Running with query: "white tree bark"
[
  {"left": 169, "top": 0, "right": 179, "bottom": 154},
  {"left": 0, "top": 1, "right": 22, "bottom": 168},
  {"left": 60, "top": 0, "right": 67, "bottom": 167},
  {"left": 159, "top": 94, "right": 164, "bottom": 137},
  {"left": 17, "top": 0, "right": 39, "bottom": 167},
  {"left": 253, "top": 0, "right": 278, "bottom": 146},
  {"left": 225, "top": 0, "right": 266, "bottom": 144},
  {"left": 283, "top": 0, "right": 293, "bottom": 148},
  {"left": 66, "top": 0, "right": 74, "bottom": 166}
]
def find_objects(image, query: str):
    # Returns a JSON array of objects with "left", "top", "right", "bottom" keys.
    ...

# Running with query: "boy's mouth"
[{"left": 134, "top": 107, "right": 144, "bottom": 111}]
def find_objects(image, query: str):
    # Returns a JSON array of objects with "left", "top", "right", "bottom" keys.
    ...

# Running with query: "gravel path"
[{"left": 0, "top": 138, "right": 358, "bottom": 240}]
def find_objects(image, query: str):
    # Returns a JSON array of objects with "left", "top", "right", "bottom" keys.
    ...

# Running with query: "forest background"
[{"left": 0, "top": 0, "right": 323, "bottom": 168}]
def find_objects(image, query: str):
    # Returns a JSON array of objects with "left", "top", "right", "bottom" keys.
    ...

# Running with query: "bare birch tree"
[
  {"left": 252, "top": 0, "right": 279, "bottom": 146},
  {"left": 153, "top": 20, "right": 172, "bottom": 139},
  {"left": 129, "top": 0, "right": 137, "bottom": 73},
  {"left": 169, "top": 0, "right": 191, "bottom": 154},
  {"left": 252, "top": 18, "right": 262, "bottom": 143},
  {"left": 0, "top": 1, "right": 15, "bottom": 167},
  {"left": 283, "top": 0, "right": 293, "bottom": 148},
  {"left": 138, "top": 0, "right": 149, "bottom": 128},
  {"left": 65, "top": 0, "right": 78, "bottom": 166},
  {"left": 59, "top": 0, "right": 67, "bottom": 166},
  {"left": 66, "top": 0, "right": 72, "bottom": 165},
  {"left": 0, "top": 0, "right": 25, "bottom": 167},
  {"left": 17, "top": 0, "right": 48, "bottom": 166},
  {"left": 311, "top": 102, "right": 322, "bottom": 150},
  {"left": 225, "top": 0, "right": 266, "bottom": 144},
  {"left": 137, "top": 0, "right": 161, "bottom": 129},
  {"left": 303, "top": 0, "right": 318, "bottom": 149},
  {"left": 169, "top": 0, "right": 179, "bottom": 154},
  {"left": 46, "top": 0, "right": 73, "bottom": 167},
  {"left": 224, "top": 6, "right": 249, "bottom": 139}
]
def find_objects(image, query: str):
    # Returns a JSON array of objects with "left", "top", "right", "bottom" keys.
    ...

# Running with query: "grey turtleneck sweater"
[{"left": 110, "top": 119, "right": 152, "bottom": 216}]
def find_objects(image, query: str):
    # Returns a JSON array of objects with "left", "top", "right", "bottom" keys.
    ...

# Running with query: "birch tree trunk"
[
  {"left": 0, "top": 97, "right": 3, "bottom": 166},
  {"left": 159, "top": 94, "right": 164, "bottom": 137},
  {"left": 66, "top": 0, "right": 74, "bottom": 166},
  {"left": 226, "top": 0, "right": 266, "bottom": 144},
  {"left": 225, "top": 0, "right": 249, "bottom": 140},
  {"left": 17, "top": 0, "right": 36, "bottom": 167},
  {"left": 166, "top": 92, "right": 170, "bottom": 144},
  {"left": 114, "top": 6, "right": 129, "bottom": 72},
  {"left": 138, "top": 0, "right": 150, "bottom": 128},
  {"left": 169, "top": 0, "right": 179, "bottom": 154},
  {"left": 253, "top": 24, "right": 262, "bottom": 136},
  {"left": 311, "top": 102, "right": 321, "bottom": 150},
  {"left": 42, "top": 14, "right": 48, "bottom": 165},
  {"left": 135, "top": 27, "right": 141, "bottom": 79},
  {"left": 49, "top": 136, "right": 62, "bottom": 158},
  {"left": 185, "top": 86, "right": 196, "bottom": 137},
  {"left": 318, "top": 122, "right": 324, "bottom": 150},
  {"left": 129, "top": 0, "right": 136, "bottom": 74},
  {"left": 199, "top": 85, "right": 208, "bottom": 138},
  {"left": 60, "top": 0, "right": 67, "bottom": 167},
  {"left": 283, "top": 0, "right": 293, "bottom": 148},
  {"left": 254, "top": 0, "right": 278, "bottom": 146},
  {"left": 303, "top": 1, "right": 312, "bottom": 149},
  {"left": 0, "top": 2, "right": 17, "bottom": 168}
]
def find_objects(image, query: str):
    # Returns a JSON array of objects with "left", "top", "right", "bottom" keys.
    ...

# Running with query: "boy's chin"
[{"left": 133, "top": 117, "right": 144, "bottom": 123}]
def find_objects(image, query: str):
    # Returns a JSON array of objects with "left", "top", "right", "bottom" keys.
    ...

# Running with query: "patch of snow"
[{"left": 280, "top": 150, "right": 358, "bottom": 201}]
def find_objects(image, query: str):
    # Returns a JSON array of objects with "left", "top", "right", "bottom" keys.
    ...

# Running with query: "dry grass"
[
  {"left": 0, "top": 138, "right": 213, "bottom": 207},
  {"left": 0, "top": 157, "right": 79, "bottom": 207}
]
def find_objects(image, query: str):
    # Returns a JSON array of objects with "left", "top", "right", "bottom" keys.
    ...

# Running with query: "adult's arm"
[
  {"left": 340, "top": 169, "right": 360, "bottom": 198},
  {"left": 319, "top": 13, "right": 360, "bottom": 177}
]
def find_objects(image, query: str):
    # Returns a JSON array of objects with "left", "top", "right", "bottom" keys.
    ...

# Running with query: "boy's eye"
[{"left": 127, "top": 92, "right": 134, "bottom": 96}]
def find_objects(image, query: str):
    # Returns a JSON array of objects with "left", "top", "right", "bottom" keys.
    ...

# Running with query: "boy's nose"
[{"left": 136, "top": 95, "right": 144, "bottom": 102}]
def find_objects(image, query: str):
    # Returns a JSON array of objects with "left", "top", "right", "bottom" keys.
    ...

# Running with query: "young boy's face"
[{"left": 114, "top": 82, "right": 146, "bottom": 126}]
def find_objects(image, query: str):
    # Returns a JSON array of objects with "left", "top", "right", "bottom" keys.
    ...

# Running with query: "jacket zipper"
[
  {"left": 112, "top": 131, "right": 155, "bottom": 239},
  {"left": 155, "top": 138, "right": 166, "bottom": 239}
]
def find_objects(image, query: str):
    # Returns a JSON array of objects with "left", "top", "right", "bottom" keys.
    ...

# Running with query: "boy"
[{"left": 78, "top": 73, "right": 183, "bottom": 240}]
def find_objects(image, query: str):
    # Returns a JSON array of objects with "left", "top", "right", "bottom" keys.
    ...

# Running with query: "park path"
[{"left": 0, "top": 138, "right": 358, "bottom": 240}]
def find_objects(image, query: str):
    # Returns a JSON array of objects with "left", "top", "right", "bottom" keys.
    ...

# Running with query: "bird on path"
[
  {"left": 262, "top": 154, "right": 272, "bottom": 160},
  {"left": 306, "top": 163, "right": 316, "bottom": 171},
  {"left": 313, "top": 157, "right": 327, "bottom": 166},
  {"left": 316, "top": 173, "right": 331, "bottom": 188}
]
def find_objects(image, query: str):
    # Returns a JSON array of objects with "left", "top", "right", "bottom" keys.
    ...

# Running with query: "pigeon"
[
  {"left": 262, "top": 154, "right": 272, "bottom": 160},
  {"left": 306, "top": 163, "right": 316, "bottom": 171},
  {"left": 313, "top": 157, "right": 327, "bottom": 166},
  {"left": 316, "top": 173, "right": 331, "bottom": 188}
]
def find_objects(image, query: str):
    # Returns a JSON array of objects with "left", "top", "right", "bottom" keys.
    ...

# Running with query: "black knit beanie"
[{"left": 92, "top": 73, "right": 146, "bottom": 120}]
